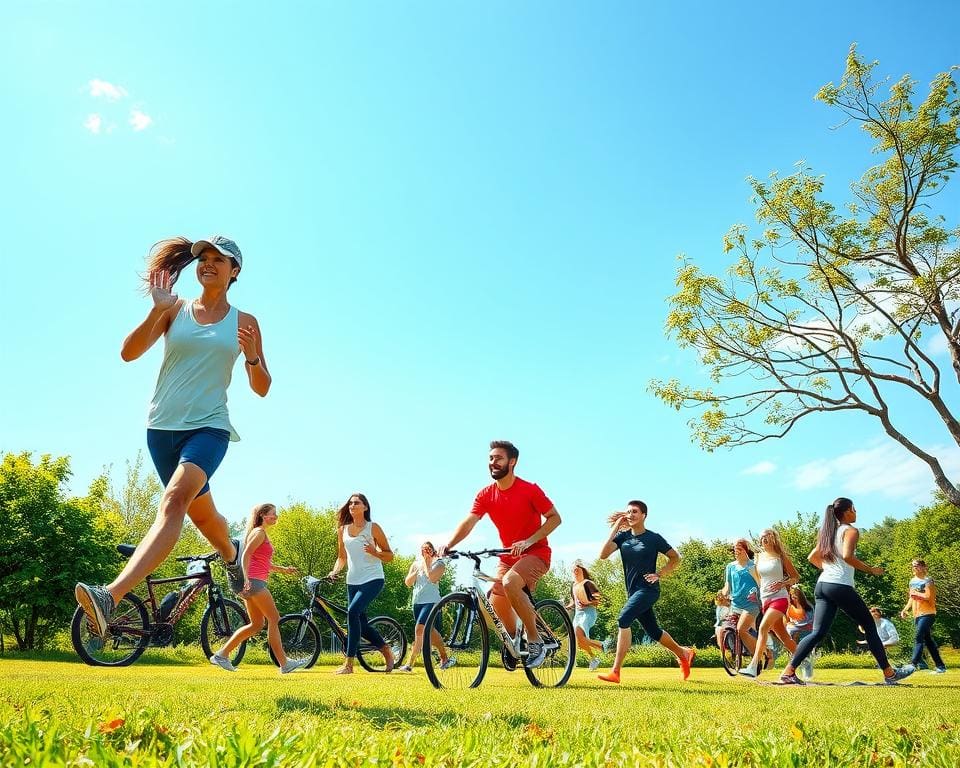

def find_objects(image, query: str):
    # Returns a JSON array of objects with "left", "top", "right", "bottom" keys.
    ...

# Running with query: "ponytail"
[{"left": 813, "top": 497, "right": 852, "bottom": 563}]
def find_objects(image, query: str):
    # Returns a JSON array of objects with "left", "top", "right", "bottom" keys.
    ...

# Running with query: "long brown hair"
[
  {"left": 244, "top": 503, "right": 275, "bottom": 542},
  {"left": 337, "top": 493, "right": 371, "bottom": 526},
  {"left": 142, "top": 236, "right": 239, "bottom": 291},
  {"left": 758, "top": 528, "right": 792, "bottom": 561},
  {"left": 814, "top": 497, "right": 853, "bottom": 564},
  {"left": 789, "top": 585, "right": 812, "bottom": 612}
]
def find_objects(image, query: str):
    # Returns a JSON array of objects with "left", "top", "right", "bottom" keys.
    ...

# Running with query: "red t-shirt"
[{"left": 471, "top": 477, "right": 555, "bottom": 567}]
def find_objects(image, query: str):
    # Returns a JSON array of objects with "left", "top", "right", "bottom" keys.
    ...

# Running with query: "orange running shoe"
[
  {"left": 597, "top": 670, "right": 621, "bottom": 684},
  {"left": 679, "top": 648, "right": 696, "bottom": 681}
]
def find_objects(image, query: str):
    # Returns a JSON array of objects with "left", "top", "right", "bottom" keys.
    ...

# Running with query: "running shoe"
[
  {"left": 525, "top": 641, "right": 547, "bottom": 669},
  {"left": 439, "top": 656, "right": 457, "bottom": 670},
  {"left": 398, "top": 664, "right": 413, "bottom": 672},
  {"left": 679, "top": 648, "right": 696, "bottom": 681},
  {"left": 884, "top": 664, "right": 916, "bottom": 685},
  {"left": 74, "top": 583, "right": 114, "bottom": 638},
  {"left": 933, "top": 666, "right": 947, "bottom": 674},
  {"left": 778, "top": 672, "right": 805, "bottom": 686},
  {"left": 209, "top": 653, "right": 237, "bottom": 672},
  {"left": 738, "top": 663, "right": 759, "bottom": 678},
  {"left": 916, "top": 660, "right": 929, "bottom": 670},
  {"left": 501, "top": 644, "right": 518, "bottom": 671},
  {"left": 601, "top": 637, "right": 613, "bottom": 653},
  {"left": 225, "top": 538, "right": 245, "bottom": 594},
  {"left": 280, "top": 657, "right": 310, "bottom": 674},
  {"left": 597, "top": 670, "right": 620, "bottom": 684},
  {"left": 588, "top": 656, "right": 602, "bottom": 671}
]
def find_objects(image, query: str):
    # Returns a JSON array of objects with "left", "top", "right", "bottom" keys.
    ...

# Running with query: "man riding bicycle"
[{"left": 440, "top": 440, "right": 561, "bottom": 669}]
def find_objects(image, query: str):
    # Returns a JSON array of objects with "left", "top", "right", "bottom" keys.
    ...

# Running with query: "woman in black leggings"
[{"left": 778, "top": 497, "right": 916, "bottom": 686}]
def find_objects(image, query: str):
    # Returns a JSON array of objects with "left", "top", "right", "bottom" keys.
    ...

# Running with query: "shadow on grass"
[{"left": 276, "top": 696, "right": 533, "bottom": 729}]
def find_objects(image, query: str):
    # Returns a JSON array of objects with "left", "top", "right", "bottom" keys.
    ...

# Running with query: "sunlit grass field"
[{"left": 2, "top": 654, "right": 959, "bottom": 767}]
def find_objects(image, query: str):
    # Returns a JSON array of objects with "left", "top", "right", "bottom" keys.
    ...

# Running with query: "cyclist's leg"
[
  {"left": 215, "top": 593, "right": 266, "bottom": 659},
  {"left": 489, "top": 561, "right": 519, "bottom": 637},
  {"left": 499, "top": 556, "right": 548, "bottom": 642}
]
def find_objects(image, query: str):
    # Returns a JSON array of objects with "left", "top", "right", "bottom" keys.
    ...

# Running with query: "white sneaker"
[
  {"left": 739, "top": 663, "right": 759, "bottom": 678},
  {"left": 588, "top": 656, "right": 602, "bottom": 671},
  {"left": 210, "top": 654, "right": 236, "bottom": 672},
  {"left": 280, "top": 657, "right": 310, "bottom": 674}
]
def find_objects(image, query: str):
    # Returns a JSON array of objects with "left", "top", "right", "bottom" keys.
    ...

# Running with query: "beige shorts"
[{"left": 490, "top": 555, "right": 549, "bottom": 597}]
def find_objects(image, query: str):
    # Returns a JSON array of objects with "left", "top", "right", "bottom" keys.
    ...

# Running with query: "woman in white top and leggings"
[
  {"left": 328, "top": 493, "right": 396, "bottom": 675},
  {"left": 778, "top": 497, "right": 916, "bottom": 686}
]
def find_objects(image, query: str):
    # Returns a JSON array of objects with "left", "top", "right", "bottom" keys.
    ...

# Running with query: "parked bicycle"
[
  {"left": 421, "top": 548, "right": 575, "bottom": 689},
  {"left": 718, "top": 614, "right": 775, "bottom": 677},
  {"left": 269, "top": 575, "right": 407, "bottom": 671},
  {"left": 71, "top": 543, "right": 249, "bottom": 667}
]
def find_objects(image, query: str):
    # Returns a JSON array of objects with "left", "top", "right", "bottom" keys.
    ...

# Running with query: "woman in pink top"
[{"left": 210, "top": 503, "right": 308, "bottom": 674}]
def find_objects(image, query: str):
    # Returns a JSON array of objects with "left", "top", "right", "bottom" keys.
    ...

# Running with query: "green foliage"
[
  {"left": 0, "top": 453, "right": 115, "bottom": 650},
  {"left": 651, "top": 46, "right": 960, "bottom": 507}
]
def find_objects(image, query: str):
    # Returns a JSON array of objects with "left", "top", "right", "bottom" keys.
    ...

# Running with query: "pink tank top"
[{"left": 247, "top": 534, "right": 273, "bottom": 580}]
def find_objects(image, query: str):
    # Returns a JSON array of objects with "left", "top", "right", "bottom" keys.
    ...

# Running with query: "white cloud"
[
  {"left": 743, "top": 460, "right": 777, "bottom": 476},
  {"left": 793, "top": 441, "right": 960, "bottom": 503},
  {"left": 89, "top": 79, "right": 127, "bottom": 100},
  {"left": 83, "top": 113, "right": 102, "bottom": 134},
  {"left": 129, "top": 110, "right": 153, "bottom": 131},
  {"left": 925, "top": 333, "right": 950, "bottom": 358}
]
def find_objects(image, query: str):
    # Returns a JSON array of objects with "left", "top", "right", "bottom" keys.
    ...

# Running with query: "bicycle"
[
  {"left": 718, "top": 614, "right": 774, "bottom": 677},
  {"left": 71, "top": 543, "right": 249, "bottom": 667},
  {"left": 269, "top": 575, "right": 407, "bottom": 672},
  {"left": 421, "top": 548, "right": 575, "bottom": 689}
]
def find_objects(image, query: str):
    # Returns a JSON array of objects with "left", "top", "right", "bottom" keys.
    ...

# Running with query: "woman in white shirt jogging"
[{"left": 778, "top": 497, "right": 916, "bottom": 686}]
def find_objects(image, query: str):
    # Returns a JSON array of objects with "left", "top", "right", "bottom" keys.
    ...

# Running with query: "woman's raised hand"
[
  {"left": 149, "top": 269, "right": 178, "bottom": 310},
  {"left": 238, "top": 323, "right": 259, "bottom": 361}
]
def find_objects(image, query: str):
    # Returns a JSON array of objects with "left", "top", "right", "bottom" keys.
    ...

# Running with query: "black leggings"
[{"left": 789, "top": 581, "right": 889, "bottom": 670}]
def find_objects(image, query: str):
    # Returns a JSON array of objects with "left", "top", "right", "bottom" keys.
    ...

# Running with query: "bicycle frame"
[{"left": 143, "top": 571, "right": 214, "bottom": 626}]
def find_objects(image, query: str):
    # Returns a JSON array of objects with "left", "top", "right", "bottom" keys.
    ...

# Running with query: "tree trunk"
[
  {"left": 11, "top": 616, "right": 25, "bottom": 652},
  {"left": 24, "top": 606, "right": 38, "bottom": 650}
]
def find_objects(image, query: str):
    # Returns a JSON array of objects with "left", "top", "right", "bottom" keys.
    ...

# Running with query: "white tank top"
[
  {"left": 343, "top": 521, "right": 385, "bottom": 585},
  {"left": 819, "top": 524, "right": 856, "bottom": 586},
  {"left": 757, "top": 553, "right": 787, "bottom": 600}
]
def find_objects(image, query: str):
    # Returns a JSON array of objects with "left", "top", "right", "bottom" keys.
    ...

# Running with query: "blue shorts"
[
  {"left": 146, "top": 427, "right": 230, "bottom": 498},
  {"left": 573, "top": 606, "right": 597, "bottom": 636},
  {"left": 413, "top": 602, "right": 435, "bottom": 626}
]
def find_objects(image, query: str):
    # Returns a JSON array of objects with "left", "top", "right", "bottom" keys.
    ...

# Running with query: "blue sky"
[{"left": 2, "top": 2, "right": 958, "bottom": 569}]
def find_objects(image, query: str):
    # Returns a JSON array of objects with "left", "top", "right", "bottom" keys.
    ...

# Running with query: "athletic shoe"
[
  {"left": 934, "top": 666, "right": 947, "bottom": 674},
  {"left": 679, "top": 648, "right": 696, "bottom": 681},
  {"left": 884, "top": 664, "right": 916, "bottom": 685},
  {"left": 280, "top": 657, "right": 310, "bottom": 674},
  {"left": 225, "top": 538, "right": 245, "bottom": 594},
  {"left": 601, "top": 637, "right": 613, "bottom": 653},
  {"left": 916, "top": 660, "right": 929, "bottom": 670},
  {"left": 738, "top": 663, "right": 759, "bottom": 678},
  {"left": 500, "top": 644, "right": 518, "bottom": 671},
  {"left": 74, "top": 583, "right": 114, "bottom": 638},
  {"left": 439, "top": 656, "right": 457, "bottom": 670},
  {"left": 209, "top": 653, "right": 236, "bottom": 672},
  {"left": 588, "top": 656, "right": 602, "bottom": 671},
  {"left": 398, "top": 664, "right": 413, "bottom": 672},
  {"left": 778, "top": 672, "right": 805, "bottom": 686},
  {"left": 525, "top": 641, "right": 547, "bottom": 669},
  {"left": 597, "top": 670, "right": 620, "bottom": 684}
]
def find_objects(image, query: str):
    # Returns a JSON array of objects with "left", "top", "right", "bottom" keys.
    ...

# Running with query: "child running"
[
  {"left": 901, "top": 559, "right": 947, "bottom": 673},
  {"left": 399, "top": 541, "right": 454, "bottom": 672},
  {"left": 567, "top": 561, "right": 604, "bottom": 670},
  {"left": 597, "top": 500, "right": 695, "bottom": 684},
  {"left": 210, "top": 503, "right": 308, "bottom": 674}
]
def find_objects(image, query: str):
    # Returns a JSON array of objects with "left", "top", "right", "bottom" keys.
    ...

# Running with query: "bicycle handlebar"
[{"left": 444, "top": 548, "right": 510, "bottom": 560}]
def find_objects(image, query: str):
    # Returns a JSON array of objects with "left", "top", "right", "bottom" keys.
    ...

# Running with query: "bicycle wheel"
[
  {"left": 357, "top": 616, "right": 407, "bottom": 672},
  {"left": 720, "top": 628, "right": 739, "bottom": 676},
  {"left": 268, "top": 615, "right": 322, "bottom": 668},
  {"left": 200, "top": 598, "right": 249, "bottom": 666},
  {"left": 523, "top": 599, "right": 575, "bottom": 688},
  {"left": 71, "top": 592, "right": 149, "bottom": 667},
  {"left": 423, "top": 593, "right": 489, "bottom": 689}
]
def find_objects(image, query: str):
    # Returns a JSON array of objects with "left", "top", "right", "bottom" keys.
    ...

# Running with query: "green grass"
[{"left": 1, "top": 655, "right": 959, "bottom": 767}]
